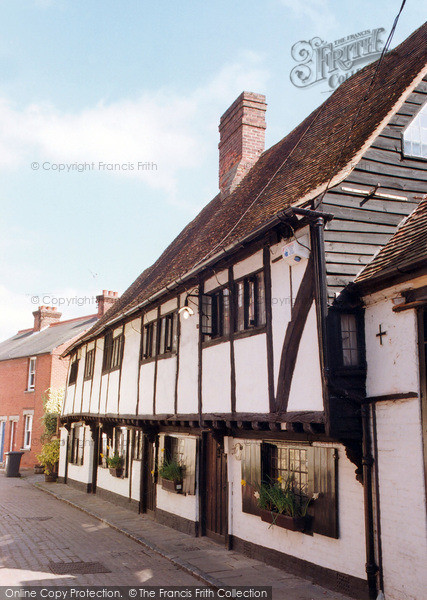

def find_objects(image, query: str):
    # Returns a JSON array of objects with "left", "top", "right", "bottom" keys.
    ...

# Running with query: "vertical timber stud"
[
  {"left": 263, "top": 244, "right": 275, "bottom": 412},
  {"left": 198, "top": 280, "right": 203, "bottom": 426},
  {"left": 152, "top": 306, "right": 161, "bottom": 415},
  {"left": 229, "top": 267, "right": 237, "bottom": 414},
  {"left": 174, "top": 295, "right": 181, "bottom": 415},
  {"left": 311, "top": 216, "right": 331, "bottom": 433},
  {"left": 91, "top": 424, "right": 99, "bottom": 494}
]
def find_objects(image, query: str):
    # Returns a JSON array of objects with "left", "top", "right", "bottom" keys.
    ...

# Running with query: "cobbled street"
[{"left": 0, "top": 476, "right": 199, "bottom": 586}]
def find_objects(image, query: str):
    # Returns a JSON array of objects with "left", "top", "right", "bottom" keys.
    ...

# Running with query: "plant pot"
[
  {"left": 44, "top": 473, "right": 57, "bottom": 483},
  {"left": 109, "top": 467, "right": 123, "bottom": 478},
  {"left": 161, "top": 477, "right": 183, "bottom": 493},
  {"left": 260, "top": 508, "right": 311, "bottom": 532},
  {"left": 34, "top": 465, "right": 44, "bottom": 474}
]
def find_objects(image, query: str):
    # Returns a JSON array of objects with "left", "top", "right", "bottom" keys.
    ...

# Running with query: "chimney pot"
[
  {"left": 218, "top": 91, "right": 266, "bottom": 197},
  {"left": 96, "top": 290, "right": 119, "bottom": 318}
]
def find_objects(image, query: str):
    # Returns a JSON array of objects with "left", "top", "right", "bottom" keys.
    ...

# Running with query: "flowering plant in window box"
[
  {"left": 255, "top": 475, "right": 314, "bottom": 532},
  {"left": 105, "top": 452, "right": 124, "bottom": 477},
  {"left": 158, "top": 457, "right": 184, "bottom": 493}
]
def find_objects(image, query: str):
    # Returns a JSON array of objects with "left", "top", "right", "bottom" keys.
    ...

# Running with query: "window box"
[
  {"left": 109, "top": 466, "right": 123, "bottom": 478},
  {"left": 160, "top": 477, "right": 183, "bottom": 493},
  {"left": 259, "top": 508, "right": 312, "bottom": 532}
]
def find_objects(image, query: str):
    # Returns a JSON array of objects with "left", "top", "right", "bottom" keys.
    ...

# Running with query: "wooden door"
[
  {"left": 204, "top": 433, "right": 228, "bottom": 543},
  {"left": 142, "top": 436, "right": 156, "bottom": 514}
]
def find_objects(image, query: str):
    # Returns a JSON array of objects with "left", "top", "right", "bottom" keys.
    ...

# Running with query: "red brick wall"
[{"left": 0, "top": 353, "right": 69, "bottom": 468}]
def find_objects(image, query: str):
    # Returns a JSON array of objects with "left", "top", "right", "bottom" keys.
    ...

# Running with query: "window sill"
[
  {"left": 140, "top": 351, "right": 176, "bottom": 365},
  {"left": 101, "top": 365, "right": 121, "bottom": 375},
  {"left": 24, "top": 389, "right": 35, "bottom": 393},
  {"left": 202, "top": 336, "right": 229, "bottom": 349}
]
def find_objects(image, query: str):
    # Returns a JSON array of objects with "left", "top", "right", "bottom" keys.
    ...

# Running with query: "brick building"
[{"left": 0, "top": 292, "right": 118, "bottom": 468}]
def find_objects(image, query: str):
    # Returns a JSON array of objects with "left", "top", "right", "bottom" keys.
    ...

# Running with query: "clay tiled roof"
[
  {"left": 355, "top": 197, "right": 427, "bottom": 286},
  {"left": 79, "top": 23, "right": 427, "bottom": 343}
]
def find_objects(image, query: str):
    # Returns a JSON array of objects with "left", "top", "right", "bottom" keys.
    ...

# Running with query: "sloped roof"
[
  {"left": 0, "top": 315, "right": 98, "bottom": 361},
  {"left": 355, "top": 197, "right": 427, "bottom": 287},
  {"left": 79, "top": 23, "right": 427, "bottom": 343}
]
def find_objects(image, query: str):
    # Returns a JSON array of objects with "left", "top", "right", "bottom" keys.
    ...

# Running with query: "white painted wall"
[
  {"left": 119, "top": 319, "right": 141, "bottom": 415},
  {"left": 156, "top": 357, "right": 177, "bottom": 414},
  {"left": 73, "top": 346, "right": 85, "bottom": 413},
  {"left": 160, "top": 298, "right": 178, "bottom": 315},
  {"left": 177, "top": 292, "right": 199, "bottom": 414},
  {"left": 58, "top": 427, "right": 68, "bottom": 477},
  {"left": 228, "top": 438, "right": 367, "bottom": 579},
  {"left": 233, "top": 250, "right": 263, "bottom": 280},
  {"left": 106, "top": 370, "right": 120, "bottom": 414},
  {"left": 62, "top": 385, "right": 75, "bottom": 415},
  {"left": 204, "top": 270, "right": 228, "bottom": 293},
  {"left": 67, "top": 424, "right": 93, "bottom": 485},
  {"left": 156, "top": 485, "right": 198, "bottom": 522},
  {"left": 202, "top": 343, "right": 231, "bottom": 413},
  {"left": 139, "top": 362, "right": 155, "bottom": 414},
  {"left": 374, "top": 398, "right": 427, "bottom": 600},
  {"left": 365, "top": 292, "right": 419, "bottom": 397},
  {"left": 88, "top": 338, "right": 104, "bottom": 414},
  {"left": 287, "top": 303, "right": 323, "bottom": 411},
  {"left": 130, "top": 460, "right": 141, "bottom": 502},
  {"left": 81, "top": 380, "right": 92, "bottom": 413},
  {"left": 97, "top": 465, "right": 131, "bottom": 497},
  {"left": 234, "top": 334, "right": 269, "bottom": 412},
  {"left": 270, "top": 248, "right": 292, "bottom": 386}
]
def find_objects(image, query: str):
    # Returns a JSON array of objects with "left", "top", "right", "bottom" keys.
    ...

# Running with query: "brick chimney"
[
  {"left": 33, "top": 306, "right": 61, "bottom": 331},
  {"left": 218, "top": 92, "right": 267, "bottom": 197},
  {"left": 96, "top": 290, "right": 119, "bottom": 318}
]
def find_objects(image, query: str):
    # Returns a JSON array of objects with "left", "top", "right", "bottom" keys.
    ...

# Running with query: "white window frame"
[
  {"left": 27, "top": 357, "right": 36, "bottom": 391},
  {"left": 23, "top": 414, "right": 33, "bottom": 450}
]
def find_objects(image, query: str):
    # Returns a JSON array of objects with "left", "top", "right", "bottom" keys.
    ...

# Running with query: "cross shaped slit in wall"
[{"left": 376, "top": 323, "right": 387, "bottom": 345}]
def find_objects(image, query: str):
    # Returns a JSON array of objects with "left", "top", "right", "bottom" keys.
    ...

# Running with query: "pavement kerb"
[{"left": 33, "top": 482, "right": 223, "bottom": 589}]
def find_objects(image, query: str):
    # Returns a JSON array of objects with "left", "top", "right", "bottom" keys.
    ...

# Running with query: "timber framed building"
[{"left": 59, "top": 25, "right": 427, "bottom": 600}]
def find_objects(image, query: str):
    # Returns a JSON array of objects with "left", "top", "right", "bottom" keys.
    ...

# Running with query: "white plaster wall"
[
  {"left": 99, "top": 374, "right": 108, "bottom": 414},
  {"left": 270, "top": 251, "right": 292, "bottom": 385},
  {"left": 233, "top": 250, "right": 263, "bottom": 280},
  {"left": 67, "top": 425, "right": 93, "bottom": 484},
  {"left": 63, "top": 385, "right": 75, "bottom": 415},
  {"left": 58, "top": 427, "right": 68, "bottom": 477},
  {"left": 97, "top": 466, "right": 131, "bottom": 497},
  {"left": 81, "top": 380, "right": 92, "bottom": 413},
  {"left": 73, "top": 346, "right": 86, "bottom": 413},
  {"left": 156, "top": 485, "right": 198, "bottom": 522},
  {"left": 131, "top": 460, "right": 141, "bottom": 501},
  {"left": 119, "top": 319, "right": 141, "bottom": 415},
  {"left": 375, "top": 398, "right": 427, "bottom": 600},
  {"left": 202, "top": 343, "right": 231, "bottom": 413},
  {"left": 287, "top": 303, "right": 324, "bottom": 411},
  {"left": 234, "top": 334, "right": 269, "bottom": 413},
  {"left": 105, "top": 370, "right": 120, "bottom": 414},
  {"left": 89, "top": 338, "right": 104, "bottom": 414},
  {"left": 365, "top": 296, "right": 419, "bottom": 397},
  {"left": 228, "top": 439, "right": 366, "bottom": 579},
  {"left": 139, "top": 362, "right": 155, "bottom": 414},
  {"left": 144, "top": 308, "right": 157, "bottom": 324},
  {"left": 177, "top": 292, "right": 199, "bottom": 414},
  {"left": 204, "top": 270, "right": 228, "bottom": 293},
  {"left": 156, "top": 357, "right": 177, "bottom": 413},
  {"left": 160, "top": 298, "right": 178, "bottom": 315}
]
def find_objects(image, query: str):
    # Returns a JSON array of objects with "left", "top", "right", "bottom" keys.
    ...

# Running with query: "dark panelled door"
[
  {"left": 142, "top": 437, "right": 156, "bottom": 514},
  {"left": 204, "top": 433, "right": 228, "bottom": 543}
]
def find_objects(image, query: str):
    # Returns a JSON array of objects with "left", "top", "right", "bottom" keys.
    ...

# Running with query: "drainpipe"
[{"left": 361, "top": 403, "right": 379, "bottom": 599}]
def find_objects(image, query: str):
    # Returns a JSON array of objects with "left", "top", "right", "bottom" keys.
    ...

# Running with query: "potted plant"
[
  {"left": 158, "top": 457, "right": 184, "bottom": 493},
  {"left": 37, "top": 439, "right": 60, "bottom": 482},
  {"left": 254, "top": 475, "right": 313, "bottom": 532},
  {"left": 106, "top": 452, "right": 124, "bottom": 477}
]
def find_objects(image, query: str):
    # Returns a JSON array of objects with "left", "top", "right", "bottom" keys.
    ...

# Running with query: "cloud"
[
  {"left": 279, "top": 0, "right": 337, "bottom": 32},
  {"left": 0, "top": 53, "right": 269, "bottom": 200}
]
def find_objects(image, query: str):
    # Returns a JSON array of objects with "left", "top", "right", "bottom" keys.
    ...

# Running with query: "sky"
[{"left": 0, "top": 0, "right": 423, "bottom": 339}]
